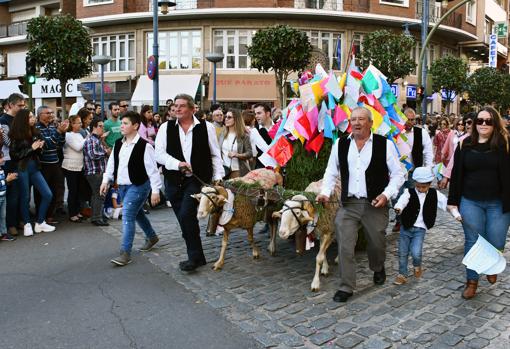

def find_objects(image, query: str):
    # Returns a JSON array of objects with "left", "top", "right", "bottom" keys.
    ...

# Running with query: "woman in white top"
[
  {"left": 218, "top": 109, "right": 253, "bottom": 179},
  {"left": 62, "top": 115, "right": 86, "bottom": 222}
]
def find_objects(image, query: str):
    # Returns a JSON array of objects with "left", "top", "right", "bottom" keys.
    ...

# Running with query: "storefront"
[{"left": 32, "top": 78, "right": 84, "bottom": 117}]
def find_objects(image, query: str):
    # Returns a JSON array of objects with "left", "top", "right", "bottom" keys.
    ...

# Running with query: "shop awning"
[
  {"left": 208, "top": 74, "right": 277, "bottom": 101},
  {"left": 0, "top": 79, "right": 26, "bottom": 99},
  {"left": 80, "top": 74, "right": 132, "bottom": 83},
  {"left": 131, "top": 75, "right": 201, "bottom": 106}
]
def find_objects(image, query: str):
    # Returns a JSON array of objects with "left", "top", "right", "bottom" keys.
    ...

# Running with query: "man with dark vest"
[
  {"left": 155, "top": 94, "right": 224, "bottom": 272},
  {"left": 393, "top": 167, "right": 449, "bottom": 285},
  {"left": 392, "top": 108, "right": 433, "bottom": 232},
  {"left": 101, "top": 111, "right": 162, "bottom": 266},
  {"left": 317, "top": 107, "right": 404, "bottom": 303}
]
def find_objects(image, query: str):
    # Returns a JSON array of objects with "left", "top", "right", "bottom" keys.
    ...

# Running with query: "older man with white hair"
[{"left": 316, "top": 107, "right": 404, "bottom": 303}]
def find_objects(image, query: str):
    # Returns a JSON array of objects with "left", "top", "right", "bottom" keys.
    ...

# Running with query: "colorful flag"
[
  {"left": 305, "top": 132, "right": 324, "bottom": 155},
  {"left": 267, "top": 136, "right": 294, "bottom": 166},
  {"left": 323, "top": 113, "right": 335, "bottom": 139}
]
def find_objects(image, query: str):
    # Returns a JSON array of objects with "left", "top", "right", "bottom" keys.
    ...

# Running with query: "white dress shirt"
[
  {"left": 222, "top": 132, "right": 239, "bottom": 171},
  {"left": 394, "top": 188, "right": 448, "bottom": 230},
  {"left": 320, "top": 133, "right": 404, "bottom": 200},
  {"left": 155, "top": 117, "right": 224, "bottom": 181},
  {"left": 405, "top": 127, "right": 433, "bottom": 167},
  {"left": 103, "top": 134, "right": 162, "bottom": 194}
]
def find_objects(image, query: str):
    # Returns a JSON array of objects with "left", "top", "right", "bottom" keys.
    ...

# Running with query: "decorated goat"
[
  {"left": 273, "top": 179, "right": 341, "bottom": 291},
  {"left": 193, "top": 169, "right": 283, "bottom": 271}
]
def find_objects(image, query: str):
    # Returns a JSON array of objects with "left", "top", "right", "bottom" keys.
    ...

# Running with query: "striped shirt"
[
  {"left": 83, "top": 133, "right": 107, "bottom": 176},
  {"left": 36, "top": 122, "right": 66, "bottom": 164}
]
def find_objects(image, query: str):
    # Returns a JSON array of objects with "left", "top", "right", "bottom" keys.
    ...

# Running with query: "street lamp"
[
  {"left": 206, "top": 52, "right": 225, "bottom": 105},
  {"left": 417, "top": 0, "right": 464, "bottom": 122},
  {"left": 92, "top": 55, "right": 111, "bottom": 120},
  {"left": 153, "top": 0, "right": 176, "bottom": 113}
]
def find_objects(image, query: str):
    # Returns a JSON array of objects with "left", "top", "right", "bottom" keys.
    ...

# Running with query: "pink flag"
[
  {"left": 306, "top": 106, "right": 319, "bottom": 133},
  {"left": 333, "top": 105, "right": 348, "bottom": 126}
]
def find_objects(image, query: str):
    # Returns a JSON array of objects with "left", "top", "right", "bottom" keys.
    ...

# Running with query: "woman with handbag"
[{"left": 218, "top": 109, "right": 253, "bottom": 179}]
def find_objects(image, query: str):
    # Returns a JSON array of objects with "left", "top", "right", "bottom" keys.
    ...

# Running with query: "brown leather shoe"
[
  {"left": 486, "top": 275, "right": 497, "bottom": 284},
  {"left": 462, "top": 280, "right": 478, "bottom": 299}
]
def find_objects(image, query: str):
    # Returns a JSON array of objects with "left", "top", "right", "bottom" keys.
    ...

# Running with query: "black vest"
[
  {"left": 164, "top": 119, "right": 213, "bottom": 185},
  {"left": 401, "top": 188, "right": 437, "bottom": 229},
  {"left": 411, "top": 126, "right": 423, "bottom": 168},
  {"left": 338, "top": 134, "right": 389, "bottom": 201},
  {"left": 113, "top": 137, "right": 149, "bottom": 185}
]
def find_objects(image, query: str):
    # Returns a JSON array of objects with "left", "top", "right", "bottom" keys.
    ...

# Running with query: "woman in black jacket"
[
  {"left": 448, "top": 106, "right": 510, "bottom": 300},
  {"left": 9, "top": 109, "right": 55, "bottom": 237}
]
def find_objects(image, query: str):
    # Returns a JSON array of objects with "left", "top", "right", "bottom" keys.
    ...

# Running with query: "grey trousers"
[
  {"left": 335, "top": 197, "right": 389, "bottom": 293},
  {"left": 86, "top": 174, "right": 104, "bottom": 222}
]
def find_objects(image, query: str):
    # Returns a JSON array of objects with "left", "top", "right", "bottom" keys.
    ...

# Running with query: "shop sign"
[
  {"left": 390, "top": 84, "right": 399, "bottom": 97},
  {"left": 489, "top": 34, "right": 497, "bottom": 68},
  {"left": 32, "top": 79, "right": 81, "bottom": 98}
]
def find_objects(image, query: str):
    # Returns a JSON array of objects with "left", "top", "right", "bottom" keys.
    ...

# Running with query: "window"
[
  {"left": 410, "top": 44, "right": 438, "bottom": 75},
  {"left": 213, "top": 29, "right": 257, "bottom": 69},
  {"left": 148, "top": 30, "right": 201, "bottom": 70},
  {"left": 379, "top": 0, "right": 409, "bottom": 7},
  {"left": 92, "top": 34, "right": 135, "bottom": 72},
  {"left": 304, "top": 31, "right": 343, "bottom": 70},
  {"left": 466, "top": 1, "right": 476, "bottom": 25},
  {"left": 84, "top": 0, "right": 114, "bottom": 6},
  {"left": 352, "top": 33, "right": 364, "bottom": 67}
]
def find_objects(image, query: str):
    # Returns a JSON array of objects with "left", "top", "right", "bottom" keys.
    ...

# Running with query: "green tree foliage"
[
  {"left": 248, "top": 25, "right": 312, "bottom": 107},
  {"left": 27, "top": 14, "right": 92, "bottom": 118},
  {"left": 359, "top": 30, "right": 416, "bottom": 83},
  {"left": 465, "top": 67, "right": 505, "bottom": 108},
  {"left": 429, "top": 55, "right": 468, "bottom": 114},
  {"left": 285, "top": 140, "right": 332, "bottom": 191}
]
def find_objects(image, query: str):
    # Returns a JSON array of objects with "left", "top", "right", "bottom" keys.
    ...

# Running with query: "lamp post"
[
  {"left": 92, "top": 55, "right": 111, "bottom": 120},
  {"left": 153, "top": 0, "right": 176, "bottom": 113},
  {"left": 417, "top": 0, "right": 468, "bottom": 122},
  {"left": 206, "top": 52, "right": 225, "bottom": 105}
]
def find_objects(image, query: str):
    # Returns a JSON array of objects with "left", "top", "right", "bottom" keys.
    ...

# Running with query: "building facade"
[{"left": 0, "top": 0, "right": 508, "bottom": 114}]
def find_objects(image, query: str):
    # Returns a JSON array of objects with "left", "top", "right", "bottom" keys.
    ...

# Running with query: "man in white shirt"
[
  {"left": 392, "top": 108, "right": 433, "bottom": 232},
  {"left": 101, "top": 111, "right": 162, "bottom": 266},
  {"left": 253, "top": 103, "right": 274, "bottom": 169},
  {"left": 317, "top": 107, "right": 404, "bottom": 303},
  {"left": 155, "top": 94, "right": 224, "bottom": 272}
]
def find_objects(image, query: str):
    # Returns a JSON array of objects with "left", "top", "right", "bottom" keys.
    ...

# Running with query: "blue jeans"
[
  {"left": 0, "top": 195, "right": 6, "bottom": 234},
  {"left": 17, "top": 160, "right": 53, "bottom": 224},
  {"left": 459, "top": 196, "right": 510, "bottom": 281},
  {"left": 118, "top": 181, "right": 156, "bottom": 254},
  {"left": 398, "top": 226, "right": 426, "bottom": 276}
]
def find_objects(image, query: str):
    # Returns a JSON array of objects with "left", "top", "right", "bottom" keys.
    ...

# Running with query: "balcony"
[
  {"left": 294, "top": 0, "right": 343, "bottom": 10},
  {"left": 0, "top": 21, "right": 28, "bottom": 39},
  {"left": 342, "top": 0, "right": 368, "bottom": 12},
  {"left": 416, "top": 1, "right": 462, "bottom": 29}
]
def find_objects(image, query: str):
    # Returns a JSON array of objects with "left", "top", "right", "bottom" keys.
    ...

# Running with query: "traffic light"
[{"left": 25, "top": 56, "right": 36, "bottom": 85}]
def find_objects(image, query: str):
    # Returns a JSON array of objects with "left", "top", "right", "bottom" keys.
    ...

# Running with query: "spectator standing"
[
  {"left": 253, "top": 103, "right": 273, "bottom": 169},
  {"left": 94, "top": 104, "right": 102, "bottom": 120},
  {"left": 104, "top": 102, "right": 122, "bottom": 149},
  {"left": 211, "top": 108, "right": 225, "bottom": 140},
  {"left": 448, "top": 106, "right": 510, "bottom": 299},
  {"left": 35, "top": 106, "right": 68, "bottom": 224},
  {"left": 84, "top": 119, "right": 109, "bottom": 227},
  {"left": 441, "top": 118, "right": 466, "bottom": 166},
  {"left": 0, "top": 150, "right": 17, "bottom": 241},
  {"left": 78, "top": 107, "right": 93, "bottom": 137},
  {"left": 0, "top": 93, "right": 25, "bottom": 236},
  {"left": 433, "top": 117, "right": 451, "bottom": 164},
  {"left": 101, "top": 111, "right": 162, "bottom": 266},
  {"left": 62, "top": 115, "right": 86, "bottom": 223},
  {"left": 9, "top": 110, "right": 55, "bottom": 236},
  {"left": 219, "top": 109, "right": 252, "bottom": 179},
  {"left": 138, "top": 105, "right": 157, "bottom": 146},
  {"left": 119, "top": 100, "right": 129, "bottom": 116}
]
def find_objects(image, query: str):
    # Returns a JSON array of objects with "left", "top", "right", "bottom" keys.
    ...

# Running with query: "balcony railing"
[
  {"left": 294, "top": 0, "right": 343, "bottom": 10},
  {"left": 0, "top": 21, "right": 28, "bottom": 39},
  {"left": 416, "top": 1, "right": 462, "bottom": 29}
]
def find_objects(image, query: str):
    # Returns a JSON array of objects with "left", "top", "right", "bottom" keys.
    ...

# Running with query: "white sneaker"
[
  {"left": 34, "top": 221, "right": 56, "bottom": 233},
  {"left": 166, "top": 201, "right": 172, "bottom": 208},
  {"left": 24, "top": 223, "right": 34, "bottom": 237}
]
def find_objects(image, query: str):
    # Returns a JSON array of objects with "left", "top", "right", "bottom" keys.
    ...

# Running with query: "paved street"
[
  {"left": 0, "top": 222, "right": 261, "bottom": 349},
  {"left": 100, "top": 205, "right": 510, "bottom": 349}
]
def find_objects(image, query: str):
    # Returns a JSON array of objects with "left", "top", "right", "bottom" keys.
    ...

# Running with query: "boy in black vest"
[
  {"left": 101, "top": 111, "right": 162, "bottom": 266},
  {"left": 393, "top": 167, "right": 448, "bottom": 285}
]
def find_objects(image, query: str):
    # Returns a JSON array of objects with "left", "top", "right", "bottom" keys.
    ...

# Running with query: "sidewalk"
[{"left": 102, "top": 206, "right": 510, "bottom": 348}]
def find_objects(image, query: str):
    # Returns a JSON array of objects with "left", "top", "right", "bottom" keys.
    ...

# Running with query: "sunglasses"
[
  {"left": 475, "top": 118, "right": 493, "bottom": 126},
  {"left": 225, "top": 116, "right": 234, "bottom": 120},
  {"left": 465, "top": 120, "right": 473, "bottom": 125}
]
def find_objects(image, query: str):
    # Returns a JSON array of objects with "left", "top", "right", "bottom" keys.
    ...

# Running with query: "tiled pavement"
[{"left": 101, "top": 206, "right": 510, "bottom": 348}]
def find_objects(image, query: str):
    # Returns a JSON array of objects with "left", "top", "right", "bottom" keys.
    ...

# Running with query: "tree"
[
  {"left": 27, "top": 14, "right": 93, "bottom": 118},
  {"left": 358, "top": 30, "right": 416, "bottom": 84},
  {"left": 465, "top": 67, "right": 504, "bottom": 108},
  {"left": 248, "top": 25, "right": 312, "bottom": 107},
  {"left": 429, "top": 55, "right": 468, "bottom": 114}
]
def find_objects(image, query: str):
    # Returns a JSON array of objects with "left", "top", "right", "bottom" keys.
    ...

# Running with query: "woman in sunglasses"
[
  {"left": 441, "top": 118, "right": 466, "bottom": 166},
  {"left": 448, "top": 106, "right": 510, "bottom": 300}
]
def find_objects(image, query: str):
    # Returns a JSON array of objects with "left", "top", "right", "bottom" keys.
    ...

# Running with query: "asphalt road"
[{"left": 0, "top": 223, "right": 261, "bottom": 349}]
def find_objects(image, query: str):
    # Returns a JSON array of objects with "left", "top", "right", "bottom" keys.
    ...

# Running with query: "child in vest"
[
  {"left": 393, "top": 167, "right": 448, "bottom": 285},
  {"left": 0, "top": 151, "right": 18, "bottom": 241},
  {"left": 103, "top": 183, "right": 123, "bottom": 219}
]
